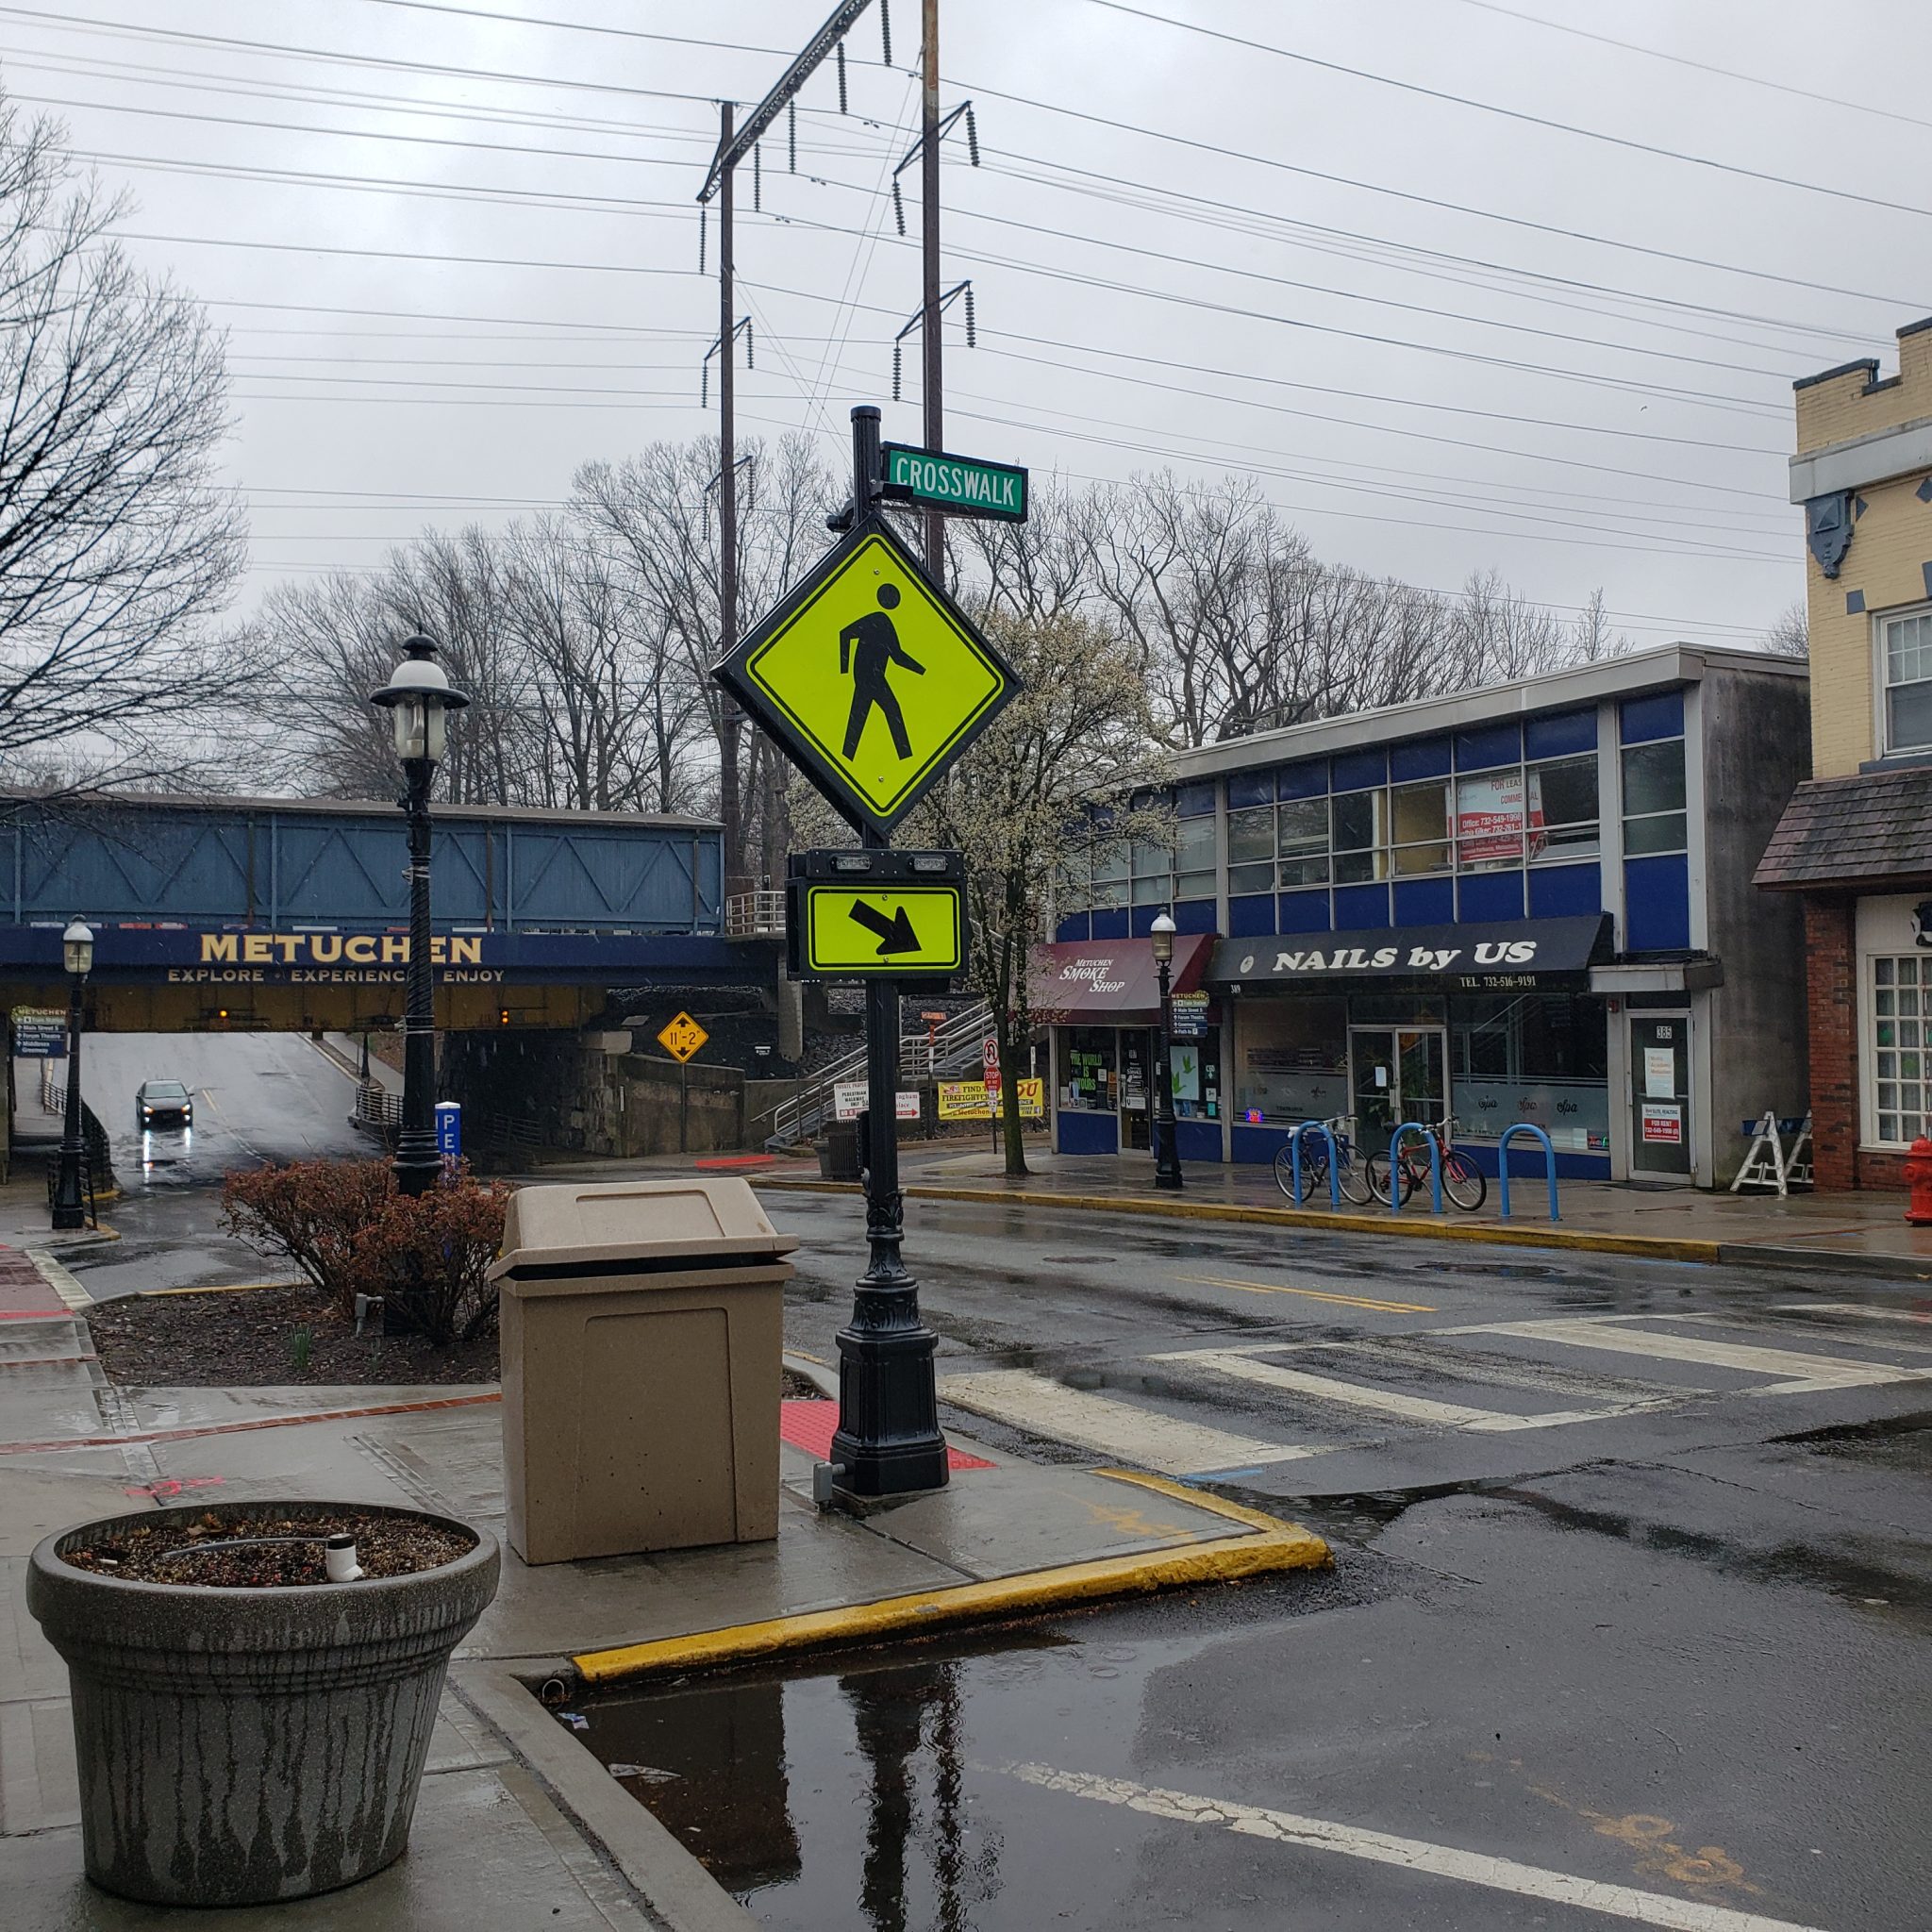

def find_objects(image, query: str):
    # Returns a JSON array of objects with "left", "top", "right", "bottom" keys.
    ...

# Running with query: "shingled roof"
[{"left": 1755, "top": 767, "right": 1932, "bottom": 890}]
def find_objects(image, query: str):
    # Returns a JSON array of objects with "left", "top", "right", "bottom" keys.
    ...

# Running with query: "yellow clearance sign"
[
  {"left": 713, "top": 523, "right": 1016, "bottom": 837},
  {"left": 656, "top": 1011, "right": 708, "bottom": 1062},
  {"left": 803, "top": 884, "right": 963, "bottom": 976}
]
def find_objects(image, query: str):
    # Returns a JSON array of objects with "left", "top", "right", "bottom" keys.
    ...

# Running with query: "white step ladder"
[{"left": 1731, "top": 1110, "right": 1812, "bottom": 1195}]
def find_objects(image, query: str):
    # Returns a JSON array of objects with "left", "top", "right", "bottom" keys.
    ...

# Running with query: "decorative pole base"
[{"left": 829, "top": 1319, "right": 948, "bottom": 1498}]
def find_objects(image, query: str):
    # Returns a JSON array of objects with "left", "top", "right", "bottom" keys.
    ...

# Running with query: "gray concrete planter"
[{"left": 25, "top": 1499, "right": 499, "bottom": 1907}]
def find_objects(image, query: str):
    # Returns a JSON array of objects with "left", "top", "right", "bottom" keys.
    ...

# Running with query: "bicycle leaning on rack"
[
  {"left": 1273, "top": 1113, "right": 1376, "bottom": 1208},
  {"left": 1363, "top": 1113, "right": 1488, "bottom": 1212}
]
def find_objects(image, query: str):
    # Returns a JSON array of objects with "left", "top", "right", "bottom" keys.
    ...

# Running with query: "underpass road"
[
  {"left": 41, "top": 1032, "right": 373, "bottom": 1297},
  {"left": 757, "top": 1188, "right": 1932, "bottom": 1929}
]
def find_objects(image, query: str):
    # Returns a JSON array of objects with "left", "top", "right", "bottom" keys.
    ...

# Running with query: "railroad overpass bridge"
[{"left": 0, "top": 792, "right": 766, "bottom": 1033}]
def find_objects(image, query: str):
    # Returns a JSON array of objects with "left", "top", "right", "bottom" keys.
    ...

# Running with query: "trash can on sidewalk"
[
  {"left": 817, "top": 1121, "right": 860, "bottom": 1180},
  {"left": 489, "top": 1177, "right": 797, "bottom": 1565}
]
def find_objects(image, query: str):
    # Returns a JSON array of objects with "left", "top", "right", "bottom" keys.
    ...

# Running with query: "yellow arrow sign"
[
  {"left": 714, "top": 523, "right": 1016, "bottom": 837},
  {"left": 803, "top": 884, "right": 963, "bottom": 975},
  {"left": 656, "top": 1011, "right": 708, "bottom": 1062}
]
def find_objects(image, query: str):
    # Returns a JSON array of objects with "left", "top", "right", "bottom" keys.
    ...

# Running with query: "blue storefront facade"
[{"left": 1043, "top": 645, "right": 1811, "bottom": 1187}]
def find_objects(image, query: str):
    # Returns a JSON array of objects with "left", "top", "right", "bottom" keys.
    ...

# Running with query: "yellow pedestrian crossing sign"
[
  {"left": 656, "top": 1011, "right": 708, "bottom": 1062},
  {"left": 713, "top": 520, "right": 1017, "bottom": 837},
  {"left": 799, "top": 883, "right": 964, "bottom": 976}
]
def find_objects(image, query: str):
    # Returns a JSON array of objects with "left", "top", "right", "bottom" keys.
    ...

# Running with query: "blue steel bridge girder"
[{"left": 2, "top": 792, "right": 724, "bottom": 936}]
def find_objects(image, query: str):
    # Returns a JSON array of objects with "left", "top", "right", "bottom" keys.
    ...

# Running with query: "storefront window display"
[
  {"left": 1061, "top": 1027, "right": 1117, "bottom": 1111},
  {"left": 1449, "top": 991, "right": 1609, "bottom": 1154},
  {"left": 1168, "top": 1024, "right": 1222, "bottom": 1121},
  {"left": 1233, "top": 996, "right": 1348, "bottom": 1123}
]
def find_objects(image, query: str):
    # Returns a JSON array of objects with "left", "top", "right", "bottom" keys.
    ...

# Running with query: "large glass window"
[
  {"left": 1391, "top": 779, "right": 1451, "bottom": 875},
  {"left": 1449, "top": 992, "right": 1609, "bottom": 1153},
  {"left": 1130, "top": 837, "right": 1171, "bottom": 906},
  {"left": 1227, "top": 806, "right": 1274, "bottom": 896},
  {"left": 1331, "top": 789, "right": 1388, "bottom": 883},
  {"left": 1276, "top": 796, "right": 1329, "bottom": 888},
  {"left": 1527, "top": 753, "right": 1600, "bottom": 859},
  {"left": 1090, "top": 839, "right": 1127, "bottom": 908},
  {"left": 1872, "top": 957, "right": 1928, "bottom": 1144},
  {"left": 1233, "top": 996, "right": 1349, "bottom": 1123},
  {"left": 1060, "top": 1027, "right": 1117, "bottom": 1113},
  {"left": 1884, "top": 609, "right": 1932, "bottom": 754},
  {"left": 1175, "top": 816, "right": 1215, "bottom": 901},
  {"left": 1456, "top": 771, "right": 1526, "bottom": 871},
  {"left": 1622, "top": 737, "right": 1686, "bottom": 857}
]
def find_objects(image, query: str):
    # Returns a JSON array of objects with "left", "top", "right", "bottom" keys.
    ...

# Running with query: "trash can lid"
[{"left": 488, "top": 1176, "right": 799, "bottom": 1279}]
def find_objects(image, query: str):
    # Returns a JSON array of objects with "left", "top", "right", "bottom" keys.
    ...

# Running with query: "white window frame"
[
  {"left": 1874, "top": 602, "right": 1932, "bottom": 758},
  {"left": 1865, "top": 952, "right": 1932, "bottom": 1149}
]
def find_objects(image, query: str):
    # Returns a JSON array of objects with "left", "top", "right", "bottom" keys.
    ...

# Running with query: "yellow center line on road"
[{"left": 1180, "top": 1274, "right": 1435, "bottom": 1315}]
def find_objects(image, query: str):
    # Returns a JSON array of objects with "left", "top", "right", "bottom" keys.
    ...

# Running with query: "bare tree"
[
  {"left": 1762, "top": 600, "right": 1808, "bottom": 658},
  {"left": 0, "top": 91, "right": 242, "bottom": 780}
]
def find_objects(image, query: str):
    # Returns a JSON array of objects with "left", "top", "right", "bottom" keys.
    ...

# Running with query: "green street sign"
[{"left": 880, "top": 443, "right": 1028, "bottom": 524}]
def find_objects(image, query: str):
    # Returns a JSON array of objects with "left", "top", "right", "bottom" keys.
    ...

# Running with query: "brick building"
[{"left": 1757, "top": 320, "right": 1932, "bottom": 1189}]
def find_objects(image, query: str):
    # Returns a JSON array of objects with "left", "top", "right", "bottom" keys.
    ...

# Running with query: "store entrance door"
[
  {"left": 1349, "top": 1027, "right": 1447, "bottom": 1154},
  {"left": 1630, "top": 1011, "right": 1691, "bottom": 1177},
  {"left": 1120, "top": 1027, "right": 1152, "bottom": 1150}
]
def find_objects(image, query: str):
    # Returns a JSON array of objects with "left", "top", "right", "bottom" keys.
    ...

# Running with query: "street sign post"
[
  {"left": 656, "top": 1011, "right": 708, "bottom": 1156},
  {"left": 786, "top": 848, "right": 964, "bottom": 980},
  {"left": 879, "top": 442, "right": 1027, "bottom": 523},
  {"left": 713, "top": 406, "right": 1026, "bottom": 1503},
  {"left": 711, "top": 518, "right": 1015, "bottom": 840}
]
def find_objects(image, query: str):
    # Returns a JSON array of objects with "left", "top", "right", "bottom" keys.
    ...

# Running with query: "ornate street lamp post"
[
  {"left": 371, "top": 635, "right": 470, "bottom": 1198},
  {"left": 1149, "top": 911, "right": 1184, "bottom": 1192},
  {"left": 50, "top": 919, "right": 94, "bottom": 1229}
]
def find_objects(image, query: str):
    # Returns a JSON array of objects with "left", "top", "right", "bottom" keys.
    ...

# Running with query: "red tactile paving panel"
[{"left": 779, "top": 1398, "right": 992, "bottom": 1471}]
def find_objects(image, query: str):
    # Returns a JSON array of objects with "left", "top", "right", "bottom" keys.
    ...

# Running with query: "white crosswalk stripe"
[
  {"left": 938, "top": 1368, "right": 1324, "bottom": 1476},
  {"left": 1442, "top": 1317, "right": 1932, "bottom": 1394},
  {"left": 943, "top": 1313, "right": 1932, "bottom": 1475},
  {"left": 1147, "top": 1346, "right": 1663, "bottom": 1432}
]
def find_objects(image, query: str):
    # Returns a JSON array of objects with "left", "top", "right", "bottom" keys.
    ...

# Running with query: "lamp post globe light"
[
  {"left": 1148, "top": 911, "right": 1184, "bottom": 1192},
  {"left": 370, "top": 634, "right": 470, "bottom": 1198},
  {"left": 51, "top": 919, "right": 94, "bottom": 1230}
]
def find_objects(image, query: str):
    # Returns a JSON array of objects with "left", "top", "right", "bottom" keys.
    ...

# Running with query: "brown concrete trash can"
[{"left": 490, "top": 1176, "right": 797, "bottom": 1565}]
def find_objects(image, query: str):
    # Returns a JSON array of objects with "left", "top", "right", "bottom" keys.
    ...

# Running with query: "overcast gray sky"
[{"left": 12, "top": 0, "right": 1926, "bottom": 646}]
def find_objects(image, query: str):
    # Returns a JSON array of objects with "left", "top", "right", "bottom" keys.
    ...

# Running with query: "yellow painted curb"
[
  {"left": 137, "top": 1278, "right": 308, "bottom": 1298},
  {"left": 571, "top": 1472, "right": 1329, "bottom": 1687},
  {"left": 752, "top": 1176, "right": 1722, "bottom": 1265}
]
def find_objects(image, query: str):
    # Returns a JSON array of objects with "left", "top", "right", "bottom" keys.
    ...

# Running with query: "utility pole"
[
  {"left": 716, "top": 100, "right": 742, "bottom": 895},
  {"left": 920, "top": 0, "right": 942, "bottom": 575}
]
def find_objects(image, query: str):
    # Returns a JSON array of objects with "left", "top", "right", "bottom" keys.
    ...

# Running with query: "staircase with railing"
[{"left": 766, "top": 1001, "right": 992, "bottom": 1149}]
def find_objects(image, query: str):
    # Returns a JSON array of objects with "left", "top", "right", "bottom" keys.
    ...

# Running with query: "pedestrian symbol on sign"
[{"left": 840, "top": 582, "right": 924, "bottom": 760}]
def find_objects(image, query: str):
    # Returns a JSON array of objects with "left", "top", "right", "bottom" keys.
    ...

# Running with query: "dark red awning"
[{"left": 1029, "top": 934, "right": 1213, "bottom": 1024}]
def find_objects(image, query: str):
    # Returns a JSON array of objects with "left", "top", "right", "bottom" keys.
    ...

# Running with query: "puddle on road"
[{"left": 558, "top": 1587, "right": 1340, "bottom": 1931}]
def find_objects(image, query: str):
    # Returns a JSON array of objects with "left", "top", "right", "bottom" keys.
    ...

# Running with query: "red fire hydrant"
[{"left": 1906, "top": 1137, "right": 1932, "bottom": 1224}]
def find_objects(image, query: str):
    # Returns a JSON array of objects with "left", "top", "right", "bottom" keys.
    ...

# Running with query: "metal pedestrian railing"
[
  {"left": 724, "top": 890, "right": 786, "bottom": 939},
  {"left": 768, "top": 1001, "right": 992, "bottom": 1148}
]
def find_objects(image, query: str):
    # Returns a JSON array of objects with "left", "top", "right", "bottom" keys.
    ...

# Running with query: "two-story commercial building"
[
  {"left": 1041, "top": 644, "right": 1808, "bottom": 1187},
  {"left": 1758, "top": 319, "right": 1932, "bottom": 1189}
]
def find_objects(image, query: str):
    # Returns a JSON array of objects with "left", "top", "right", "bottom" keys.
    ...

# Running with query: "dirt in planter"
[
  {"left": 59, "top": 1509, "right": 477, "bottom": 1587},
  {"left": 85, "top": 1284, "right": 498, "bottom": 1387}
]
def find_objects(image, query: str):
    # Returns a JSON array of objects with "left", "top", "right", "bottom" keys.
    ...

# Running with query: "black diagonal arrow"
[{"left": 848, "top": 898, "right": 920, "bottom": 957}]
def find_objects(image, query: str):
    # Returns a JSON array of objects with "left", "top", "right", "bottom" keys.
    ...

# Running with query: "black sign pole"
[{"left": 831, "top": 404, "right": 948, "bottom": 1499}]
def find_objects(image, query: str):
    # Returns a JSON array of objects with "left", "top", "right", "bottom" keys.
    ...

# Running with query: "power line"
[
  {"left": 112, "top": 229, "right": 706, "bottom": 281},
  {"left": 1453, "top": 0, "right": 1932, "bottom": 133},
  {"left": 1089, "top": 1, "right": 1932, "bottom": 221}
]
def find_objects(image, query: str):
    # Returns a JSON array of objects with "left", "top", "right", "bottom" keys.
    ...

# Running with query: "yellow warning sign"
[
  {"left": 714, "top": 524, "right": 1015, "bottom": 837},
  {"left": 803, "top": 884, "right": 963, "bottom": 976},
  {"left": 656, "top": 1011, "right": 708, "bottom": 1062}
]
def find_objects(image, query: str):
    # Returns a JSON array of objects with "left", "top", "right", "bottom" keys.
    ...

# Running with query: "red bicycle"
[{"left": 1363, "top": 1114, "right": 1488, "bottom": 1211}]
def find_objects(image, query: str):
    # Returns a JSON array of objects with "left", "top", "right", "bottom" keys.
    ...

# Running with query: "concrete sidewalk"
[
  {"left": 0, "top": 1256, "right": 1324, "bottom": 1930},
  {"left": 755, "top": 1142, "right": 1932, "bottom": 1277}
]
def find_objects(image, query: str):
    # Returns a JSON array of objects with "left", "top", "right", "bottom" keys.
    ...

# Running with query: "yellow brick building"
[{"left": 1757, "top": 318, "right": 1932, "bottom": 1187}]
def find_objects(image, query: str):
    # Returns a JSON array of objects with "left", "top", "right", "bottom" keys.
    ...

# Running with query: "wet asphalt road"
[
  {"left": 741, "top": 1190, "right": 1932, "bottom": 1929},
  {"left": 32, "top": 1033, "right": 370, "bottom": 1297}
]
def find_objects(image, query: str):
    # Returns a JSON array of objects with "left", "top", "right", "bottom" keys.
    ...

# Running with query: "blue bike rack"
[
  {"left": 1497, "top": 1124, "right": 1560, "bottom": 1223},
  {"left": 1285, "top": 1119, "right": 1341, "bottom": 1208},
  {"left": 1387, "top": 1121, "right": 1442, "bottom": 1215}
]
